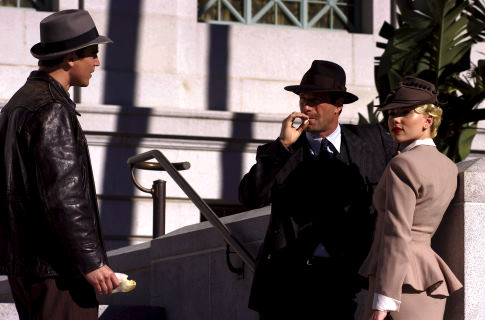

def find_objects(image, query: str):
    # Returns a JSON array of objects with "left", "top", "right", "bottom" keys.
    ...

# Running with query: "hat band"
[
  {"left": 389, "top": 98, "right": 436, "bottom": 104},
  {"left": 41, "top": 27, "right": 99, "bottom": 54}
]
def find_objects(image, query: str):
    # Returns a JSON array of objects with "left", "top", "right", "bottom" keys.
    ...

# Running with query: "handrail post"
[
  {"left": 129, "top": 161, "right": 189, "bottom": 239},
  {"left": 152, "top": 180, "right": 167, "bottom": 239},
  {"left": 152, "top": 179, "right": 166, "bottom": 238}
]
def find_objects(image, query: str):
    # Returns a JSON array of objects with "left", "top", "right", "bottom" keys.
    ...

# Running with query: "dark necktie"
[{"left": 319, "top": 138, "right": 333, "bottom": 160}]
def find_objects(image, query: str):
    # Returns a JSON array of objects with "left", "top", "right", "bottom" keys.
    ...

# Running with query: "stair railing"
[
  {"left": 127, "top": 150, "right": 255, "bottom": 272},
  {"left": 130, "top": 160, "right": 190, "bottom": 238}
]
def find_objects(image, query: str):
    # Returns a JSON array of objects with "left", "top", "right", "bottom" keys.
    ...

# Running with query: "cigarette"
[{"left": 303, "top": 119, "right": 309, "bottom": 125}]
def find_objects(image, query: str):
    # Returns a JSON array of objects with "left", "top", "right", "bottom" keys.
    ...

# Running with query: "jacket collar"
[
  {"left": 401, "top": 138, "right": 435, "bottom": 153},
  {"left": 28, "top": 70, "right": 78, "bottom": 114},
  {"left": 339, "top": 125, "right": 367, "bottom": 166}
]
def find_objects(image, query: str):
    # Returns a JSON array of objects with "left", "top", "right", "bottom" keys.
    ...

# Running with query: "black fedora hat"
[
  {"left": 31, "top": 9, "right": 112, "bottom": 60},
  {"left": 284, "top": 60, "right": 358, "bottom": 104},
  {"left": 377, "top": 76, "right": 438, "bottom": 111}
]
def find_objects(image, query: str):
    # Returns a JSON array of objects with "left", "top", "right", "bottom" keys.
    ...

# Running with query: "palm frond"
[{"left": 370, "top": 0, "right": 485, "bottom": 162}]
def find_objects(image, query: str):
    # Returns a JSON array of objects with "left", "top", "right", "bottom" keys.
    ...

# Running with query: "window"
[
  {"left": 198, "top": 0, "right": 358, "bottom": 31},
  {"left": 0, "top": 0, "right": 57, "bottom": 11}
]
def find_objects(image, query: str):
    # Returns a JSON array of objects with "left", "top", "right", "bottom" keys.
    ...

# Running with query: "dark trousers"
[
  {"left": 8, "top": 276, "right": 98, "bottom": 320},
  {"left": 257, "top": 257, "right": 358, "bottom": 320}
]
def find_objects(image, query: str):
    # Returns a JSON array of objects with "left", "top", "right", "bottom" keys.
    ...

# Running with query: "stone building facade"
[{"left": 0, "top": 0, "right": 483, "bottom": 249}]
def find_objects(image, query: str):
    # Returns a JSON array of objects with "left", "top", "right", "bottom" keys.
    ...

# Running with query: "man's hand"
[
  {"left": 85, "top": 265, "right": 120, "bottom": 295},
  {"left": 279, "top": 112, "right": 309, "bottom": 148}
]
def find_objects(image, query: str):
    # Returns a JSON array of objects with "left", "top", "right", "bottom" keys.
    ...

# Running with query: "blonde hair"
[{"left": 414, "top": 104, "right": 442, "bottom": 138}]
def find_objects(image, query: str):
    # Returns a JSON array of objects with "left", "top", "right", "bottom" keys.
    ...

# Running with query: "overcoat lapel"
[
  {"left": 276, "top": 127, "right": 372, "bottom": 186},
  {"left": 274, "top": 135, "right": 308, "bottom": 185},
  {"left": 340, "top": 125, "right": 367, "bottom": 170}
]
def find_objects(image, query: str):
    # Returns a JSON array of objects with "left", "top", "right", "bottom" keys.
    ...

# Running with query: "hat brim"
[
  {"left": 376, "top": 100, "right": 428, "bottom": 111},
  {"left": 31, "top": 35, "right": 113, "bottom": 60},
  {"left": 284, "top": 85, "right": 358, "bottom": 104}
]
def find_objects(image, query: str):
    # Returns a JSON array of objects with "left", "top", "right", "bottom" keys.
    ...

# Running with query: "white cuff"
[{"left": 372, "top": 293, "right": 400, "bottom": 312}]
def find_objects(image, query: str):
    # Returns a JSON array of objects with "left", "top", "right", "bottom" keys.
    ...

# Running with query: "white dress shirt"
[{"left": 305, "top": 124, "right": 341, "bottom": 156}]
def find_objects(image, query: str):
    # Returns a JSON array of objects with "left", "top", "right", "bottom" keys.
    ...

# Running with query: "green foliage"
[
  {"left": 358, "top": 101, "right": 382, "bottom": 125},
  {"left": 370, "top": 0, "right": 485, "bottom": 162}
]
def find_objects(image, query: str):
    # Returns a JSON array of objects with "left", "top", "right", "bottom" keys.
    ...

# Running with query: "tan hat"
[
  {"left": 377, "top": 76, "right": 438, "bottom": 111},
  {"left": 31, "top": 9, "right": 112, "bottom": 60}
]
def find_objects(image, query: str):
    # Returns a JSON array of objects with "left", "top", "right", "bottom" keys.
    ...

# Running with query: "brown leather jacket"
[{"left": 0, "top": 71, "right": 107, "bottom": 279}]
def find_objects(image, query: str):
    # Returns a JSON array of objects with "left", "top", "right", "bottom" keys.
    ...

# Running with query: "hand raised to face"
[{"left": 279, "top": 112, "right": 309, "bottom": 148}]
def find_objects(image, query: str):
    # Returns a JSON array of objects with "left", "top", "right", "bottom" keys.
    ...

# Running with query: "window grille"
[
  {"left": 198, "top": 0, "right": 356, "bottom": 31},
  {"left": 0, "top": 0, "right": 55, "bottom": 11}
]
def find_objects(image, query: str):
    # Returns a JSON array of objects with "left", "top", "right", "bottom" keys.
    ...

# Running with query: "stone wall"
[
  {"left": 0, "top": 0, "right": 392, "bottom": 115},
  {"left": 434, "top": 158, "right": 485, "bottom": 319},
  {"left": 0, "top": 0, "right": 392, "bottom": 247},
  {"left": 99, "top": 206, "right": 270, "bottom": 320}
]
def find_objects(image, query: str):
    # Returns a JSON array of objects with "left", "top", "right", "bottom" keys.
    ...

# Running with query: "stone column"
[{"left": 433, "top": 157, "right": 485, "bottom": 320}]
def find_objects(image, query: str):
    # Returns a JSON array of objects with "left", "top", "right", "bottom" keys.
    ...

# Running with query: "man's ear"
[
  {"left": 336, "top": 97, "right": 344, "bottom": 107},
  {"left": 64, "top": 52, "right": 76, "bottom": 67},
  {"left": 335, "top": 97, "right": 344, "bottom": 114},
  {"left": 336, "top": 105, "right": 343, "bottom": 114}
]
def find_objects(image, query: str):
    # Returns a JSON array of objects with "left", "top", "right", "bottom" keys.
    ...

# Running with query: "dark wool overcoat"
[{"left": 239, "top": 123, "right": 398, "bottom": 317}]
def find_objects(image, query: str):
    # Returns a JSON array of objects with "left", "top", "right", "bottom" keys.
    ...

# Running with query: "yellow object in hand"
[{"left": 113, "top": 272, "right": 136, "bottom": 293}]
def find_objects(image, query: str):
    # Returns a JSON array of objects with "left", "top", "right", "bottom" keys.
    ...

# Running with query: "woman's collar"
[{"left": 401, "top": 138, "right": 436, "bottom": 153}]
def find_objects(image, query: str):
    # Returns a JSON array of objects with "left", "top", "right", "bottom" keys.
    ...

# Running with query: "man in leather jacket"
[{"left": 0, "top": 10, "right": 119, "bottom": 319}]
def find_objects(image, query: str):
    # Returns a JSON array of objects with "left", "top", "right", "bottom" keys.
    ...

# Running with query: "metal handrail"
[
  {"left": 130, "top": 162, "right": 190, "bottom": 193},
  {"left": 130, "top": 161, "right": 191, "bottom": 237},
  {"left": 127, "top": 150, "right": 255, "bottom": 272},
  {"left": 132, "top": 161, "right": 191, "bottom": 171}
]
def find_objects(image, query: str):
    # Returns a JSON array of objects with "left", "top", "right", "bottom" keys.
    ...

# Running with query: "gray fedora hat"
[
  {"left": 284, "top": 60, "right": 358, "bottom": 104},
  {"left": 377, "top": 76, "right": 438, "bottom": 111},
  {"left": 31, "top": 9, "right": 112, "bottom": 60}
]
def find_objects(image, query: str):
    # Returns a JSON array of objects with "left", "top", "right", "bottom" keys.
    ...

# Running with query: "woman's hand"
[{"left": 369, "top": 310, "right": 389, "bottom": 320}]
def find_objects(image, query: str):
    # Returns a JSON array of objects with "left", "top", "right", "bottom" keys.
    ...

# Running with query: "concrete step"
[
  {"left": 0, "top": 304, "right": 164, "bottom": 319},
  {"left": 99, "top": 305, "right": 165, "bottom": 319},
  {"left": 0, "top": 303, "right": 17, "bottom": 319}
]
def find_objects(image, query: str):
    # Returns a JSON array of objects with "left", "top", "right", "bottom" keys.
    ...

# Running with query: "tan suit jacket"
[{"left": 359, "top": 145, "right": 462, "bottom": 305}]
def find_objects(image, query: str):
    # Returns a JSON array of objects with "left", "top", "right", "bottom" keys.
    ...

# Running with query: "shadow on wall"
[
  {"left": 100, "top": 1, "right": 147, "bottom": 250},
  {"left": 207, "top": 25, "right": 254, "bottom": 203},
  {"left": 98, "top": 16, "right": 254, "bottom": 247}
]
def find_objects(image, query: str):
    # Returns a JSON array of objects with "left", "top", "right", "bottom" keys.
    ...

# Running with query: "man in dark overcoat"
[
  {"left": 239, "top": 60, "right": 398, "bottom": 319},
  {"left": 0, "top": 9, "right": 119, "bottom": 319}
]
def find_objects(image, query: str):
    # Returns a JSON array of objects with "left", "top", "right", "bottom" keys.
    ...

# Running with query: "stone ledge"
[{"left": 456, "top": 158, "right": 485, "bottom": 203}]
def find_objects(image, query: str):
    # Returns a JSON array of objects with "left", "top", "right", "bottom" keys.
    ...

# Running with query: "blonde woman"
[{"left": 359, "top": 77, "right": 463, "bottom": 320}]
